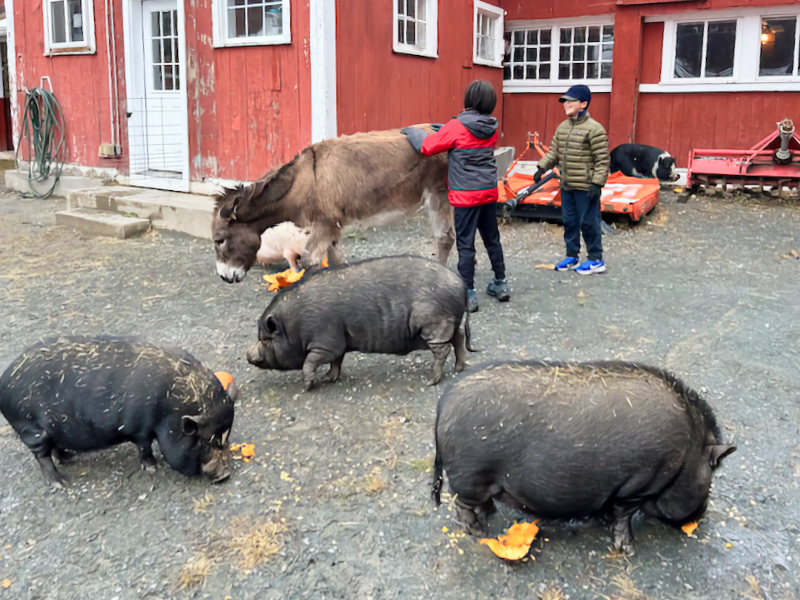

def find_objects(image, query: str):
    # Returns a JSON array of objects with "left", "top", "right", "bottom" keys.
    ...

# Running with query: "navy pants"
[
  {"left": 453, "top": 203, "right": 505, "bottom": 290},
  {"left": 561, "top": 188, "right": 603, "bottom": 261}
]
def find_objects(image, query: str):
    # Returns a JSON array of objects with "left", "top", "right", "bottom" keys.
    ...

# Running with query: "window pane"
[
  {"left": 503, "top": 65, "right": 511, "bottom": 80},
  {"left": 526, "top": 47, "right": 537, "bottom": 62},
  {"left": 540, "top": 64, "right": 550, "bottom": 79},
  {"left": 540, "top": 47, "right": 550, "bottom": 62},
  {"left": 705, "top": 21, "right": 736, "bottom": 77},
  {"left": 164, "top": 65, "right": 174, "bottom": 90},
  {"left": 560, "top": 46, "right": 571, "bottom": 61},
  {"left": 587, "top": 45, "right": 599, "bottom": 61},
  {"left": 67, "top": 0, "right": 84, "bottom": 42},
  {"left": 513, "top": 65, "right": 524, "bottom": 79},
  {"left": 247, "top": 6, "right": 263, "bottom": 36},
  {"left": 153, "top": 66, "right": 163, "bottom": 90},
  {"left": 573, "top": 45, "right": 585, "bottom": 61},
  {"left": 760, "top": 18, "right": 796, "bottom": 76},
  {"left": 514, "top": 47, "right": 524, "bottom": 62},
  {"left": 417, "top": 0, "right": 425, "bottom": 21},
  {"left": 674, "top": 23, "right": 703, "bottom": 78},
  {"left": 540, "top": 29, "right": 551, "bottom": 45},
  {"left": 162, "top": 9, "right": 172, "bottom": 36},
  {"left": 603, "top": 26, "right": 614, "bottom": 42},
  {"left": 572, "top": 63, "right": 585, "bottom": 79},
  {"left": 175, "top": 64, "right": 180, "bottom": 90},
  {"left": 416, "top": 22, "right": 426, "bottom": 47},
  {"left": 152, "top": 11, "right": 161, "bottom": 37},
  {"left": 574, "top": 27, "right": 586, "bottom": 43},
  {"left": 587, "top": 62, "right": 599, "bottom": 78},
  {"left": 406, "top": 20, "right": 415, "bottom": 45},
  {"left": 559, "top": 64, "right": 570, "bottom": 79},
  {"left": 560, "top": 28, "right": 572, "bottom": 44},
  {"left": 527, "top": 30, "right": 538, "bottom": 45},
  {"left": 51, "top": 0, "right": 67, "bottom": 44},
  {"left": 588, "top": 26, "right": 600, "bottom": 43},
  {"left": 230, "top": 7, "right": 246, "bottom": 37},
  {"left": 397, "top": 18, "right": 405, "bottom": 43},
  {"left": 407, "top": 0, "right": 415, "bottom": 19},
  {"left": 153, "top": 39, "right": 162, "bottom": 64},
  {"left": 513, "top": 31, "right": 524, "bottom": 45},
  {"left": 601, "top": 62, "right": 612, "bottom": 78},
  {"left": 526, "top": 65, "right": 536, "bottom": 79},
  {"left": 397, "top": 0, "right": 403, "bottom": 14}
]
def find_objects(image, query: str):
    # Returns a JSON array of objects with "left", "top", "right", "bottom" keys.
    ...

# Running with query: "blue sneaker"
[
  {"left": 466, "top": 289, "right": 479, "bottom": 313},
  {"left": 576, "top": 259, "right": 606, "bottom": 275},
  {"left": 555, "top": 256, "right": 579, "bottom": 271}
]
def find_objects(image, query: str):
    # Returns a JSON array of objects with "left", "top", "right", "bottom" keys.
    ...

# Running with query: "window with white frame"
[
  {"left": 212, "top": 0, "right": 291, "bottom": 48},
  {"left": 646, "top": 8, "right": 800, "bottom": 91},
  {"left": 673, "top": 20, "right": 737, "bottom": 78},
  {"left": 760, "top": 16, "right": 800, "bottom": 76},
  {"left": 393, "top": 0, "right": 438, "bottom": 58},
  {"left": 43, "top": 0, "right": 96, "bottom": 54},
  {"left": 504, "top": 20, "right": 613, "bottom": 88},
  {"left": 474, "top": 1, "right": 504, "bottom": 67}
]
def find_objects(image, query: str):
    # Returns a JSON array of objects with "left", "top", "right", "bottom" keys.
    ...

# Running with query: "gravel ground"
[{"left": 0, "top": 187, "right": 799, "bottom": 600}]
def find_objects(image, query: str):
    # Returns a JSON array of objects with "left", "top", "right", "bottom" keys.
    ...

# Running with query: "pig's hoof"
[
  {"left": 303, "top": 380, "right": 318, "bottom": 392},
  {"left": 141, "top": 461, "right": 158, "bottom": 473},
  {"left": 426, "top": 374, "right": 444, "bottom": 386},
  {"left": 454, "top": 361, "right": 466, "bottom": 373}
]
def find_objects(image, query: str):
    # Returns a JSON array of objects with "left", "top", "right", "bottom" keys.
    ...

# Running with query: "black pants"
[
  {"left": 561, "top": 188, "right": 603, "bottom": 261},
  {"left": 453, "top": 203, "right": 505, "bottom": 290}
]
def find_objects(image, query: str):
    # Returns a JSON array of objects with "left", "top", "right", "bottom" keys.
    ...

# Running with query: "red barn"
[{"left": 6, "top": 0, "right": 800, "bottom": 191}]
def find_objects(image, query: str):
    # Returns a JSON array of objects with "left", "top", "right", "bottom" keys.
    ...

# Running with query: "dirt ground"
[{"left": 1, "top": 186, "right": 799, "bottom": 600}]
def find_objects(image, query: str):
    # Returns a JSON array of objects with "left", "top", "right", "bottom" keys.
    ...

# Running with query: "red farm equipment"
[{"left": 687, "top": 119, "right": 800, "bottom": 195}]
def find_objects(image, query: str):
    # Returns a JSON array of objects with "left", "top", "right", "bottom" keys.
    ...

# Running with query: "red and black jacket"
[{"left": 405, "top": 110, "right": 499, "bottom": 208}]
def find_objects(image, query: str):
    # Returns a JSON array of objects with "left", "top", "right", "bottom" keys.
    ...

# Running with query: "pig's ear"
[
  {"left": 708, "top": 444, "right": 736, "bottom": 467},
  {"left": 225, "top": 381, "right": 239, "bottom": 402},
  {"left": 181, "top": 415, "right": 206, "bottom": 437}
]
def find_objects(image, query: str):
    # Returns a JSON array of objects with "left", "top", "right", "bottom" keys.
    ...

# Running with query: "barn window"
[
  {"left": 503, "top": 19, "right": 614, "bottom": 90},
  {"left": 212, "top": 0, "right": 291, "bottom": 47},
  {"left": 393, "top": 0, "right": 438, "bottom": 58},
  {"left": 759, "top": 17, "right": 800, "bottom": 76},
  {"left": 674, "top": 20, "right": 737, "bottom": 78},
  {"left": 43, "top": 0, "right": 96, "bottom": 55},
  {"left": 473, "top": 2, "right": 504, "bottom": 68}
]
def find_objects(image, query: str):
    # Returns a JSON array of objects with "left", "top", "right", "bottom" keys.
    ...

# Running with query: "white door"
[{"left": 125, "top": 0, "right": 189, "bottom": 191}]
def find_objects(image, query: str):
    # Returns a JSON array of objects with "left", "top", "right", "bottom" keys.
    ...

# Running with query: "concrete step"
[
  {"left": 66, "top": 185, "right": 216, "bottom": 240},
  {"left": 5, "top": 170, "right": 104, "bottom": 198},
  {"left": 55, "top": 207, "right": 151, "bottom": 239}
]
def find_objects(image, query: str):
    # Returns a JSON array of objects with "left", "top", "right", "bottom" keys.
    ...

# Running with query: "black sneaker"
[
  {"left": 467, "top": 289, "right": 479, "bottom": 312},
  {"left": 487, "top": 279, "right": 510, "bottom": 302}
]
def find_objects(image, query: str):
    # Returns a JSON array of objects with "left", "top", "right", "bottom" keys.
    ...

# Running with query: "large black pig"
[
  {"left": 247, "top": 255, "right": 473, "bottom": 390},
  {"left": 433, "top": 360, "right": 736, "bottom": 552},
  {"left": 0, "top": 336, "right": 236, "bottom": 487}
]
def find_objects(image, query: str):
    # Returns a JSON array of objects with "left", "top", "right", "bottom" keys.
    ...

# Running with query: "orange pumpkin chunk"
[{"left": 479, "top": 521, "right": 539, "bottom": 560}]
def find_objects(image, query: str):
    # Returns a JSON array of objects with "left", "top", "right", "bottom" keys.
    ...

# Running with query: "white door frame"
[{"left": 122, "top": 0, "right": 190, "bottom": 192}]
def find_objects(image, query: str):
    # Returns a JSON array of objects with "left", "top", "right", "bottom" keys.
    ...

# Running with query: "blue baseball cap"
[{"left": 559, "top": 84, "right": 592, "bottom": 105}]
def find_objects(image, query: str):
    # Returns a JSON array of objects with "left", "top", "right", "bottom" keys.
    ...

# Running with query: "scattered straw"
[
  {"left": 224, "top": 517, "right": 287, "bottom": 571},
  {"left": 177, "top": 554, "right": 214, "bottom": 590}
]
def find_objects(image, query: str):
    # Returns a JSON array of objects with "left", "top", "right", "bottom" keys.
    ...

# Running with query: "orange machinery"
[{"left": 498, "top": 133, "right": 661, "bottom": 222}]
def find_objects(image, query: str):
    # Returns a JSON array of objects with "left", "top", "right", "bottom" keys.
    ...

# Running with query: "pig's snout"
[
  {"left": 247, "top": 342, "right": 268, "bottom": 367},
  {"left": 202, "top": 447, "right": 232, "bottom": 483}
]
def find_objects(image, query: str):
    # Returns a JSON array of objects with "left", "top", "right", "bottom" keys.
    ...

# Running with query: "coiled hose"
[{"left": 15, "top": 88, "right": 66, "bottom": 199}]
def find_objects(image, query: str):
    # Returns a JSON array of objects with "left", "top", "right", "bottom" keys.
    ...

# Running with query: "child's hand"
[{"left": 587, "top": 184, "right": 602, "bottom": 202}]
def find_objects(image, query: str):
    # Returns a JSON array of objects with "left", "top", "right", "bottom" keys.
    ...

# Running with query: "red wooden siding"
[
  {"left": 185, "top": 0, "right": 311, "bottom": 182},
  {"left": 12, "top": 0, "right": 127, "bottom": 170},
  {"left": 502, "top": 93, "right": 611, "bottom": 161},
  {"left": 636, "top": 92, "right": 800, "bottom": 168},
  {"left": 335, "top": 0, "right": 505, "bottom": 137},
  {"left": 640, "top": 22, "right": 663, "bottom": 85}
]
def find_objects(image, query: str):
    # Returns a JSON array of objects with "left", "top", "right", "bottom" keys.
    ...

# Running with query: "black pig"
[
  {"left": 247, "top": 255, "right": 473, "bottom": 390},
  {"left": 433, "top": 360, "right": 736, "bottom": 552},
  {"left": 0, "top": 336, "right": 236, "bottom": 487}
]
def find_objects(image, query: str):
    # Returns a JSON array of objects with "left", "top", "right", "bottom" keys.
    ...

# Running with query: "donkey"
[{"left": 212, "top": 128, "right": 454, "bottom": 283}]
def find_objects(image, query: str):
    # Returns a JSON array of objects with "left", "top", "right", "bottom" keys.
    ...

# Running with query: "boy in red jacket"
[{"left": 401, "top": 80, "right": 508, "bottom": 313}]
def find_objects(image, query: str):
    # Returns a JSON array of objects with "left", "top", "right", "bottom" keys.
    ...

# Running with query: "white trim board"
[
  {"left": 6, "top": 0, "right": 17, "bottom": 148},
  {"left": 310, "top": 0, "right": 337, "bottom": 143}
]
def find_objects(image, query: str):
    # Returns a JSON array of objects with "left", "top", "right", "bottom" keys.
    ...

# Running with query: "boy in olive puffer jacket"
[{"left": 535, "top": 85, "right": 610, "bottom": 275}]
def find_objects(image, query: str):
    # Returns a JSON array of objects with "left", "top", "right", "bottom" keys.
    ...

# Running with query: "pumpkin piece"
[
  {"left": 230, "top": 443, "right": 256, "bottom": 462},
  {"left": 214, "top": 371, "right": 235, "bottom": 391},
  {"left": 681, "top": 522, "right": 699, "bottom": 537},
  {"left": 263, "top": 268, "right": 306, "bottom": 292},
  {"left": 535, "top": 263, "right": 556, "bottom": 270},
  {"left": 479, "top": 521, "right": 539, "bottom": 560}
]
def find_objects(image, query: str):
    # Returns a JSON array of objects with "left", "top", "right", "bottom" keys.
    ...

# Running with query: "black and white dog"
[{"left": 610, "top": 144, "right": 679, "bottom": 182}]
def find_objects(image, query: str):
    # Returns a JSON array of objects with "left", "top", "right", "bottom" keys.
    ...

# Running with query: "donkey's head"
[{"left": 212, "top": 162, "right": 297, "bottom": 283}]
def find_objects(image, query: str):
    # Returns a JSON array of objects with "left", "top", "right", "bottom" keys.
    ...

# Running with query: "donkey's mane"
[{"left": 214, "top": 151, "right": 304, "bottom": 210}]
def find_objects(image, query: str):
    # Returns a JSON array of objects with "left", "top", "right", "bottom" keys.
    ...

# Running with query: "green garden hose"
[{"left": 15, "top": 87, "right": 66, "bottom": 199}]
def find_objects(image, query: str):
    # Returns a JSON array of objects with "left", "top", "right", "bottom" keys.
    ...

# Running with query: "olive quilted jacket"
[{"left": 537, "top": 112, "right": 610, "bottom": 191}]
